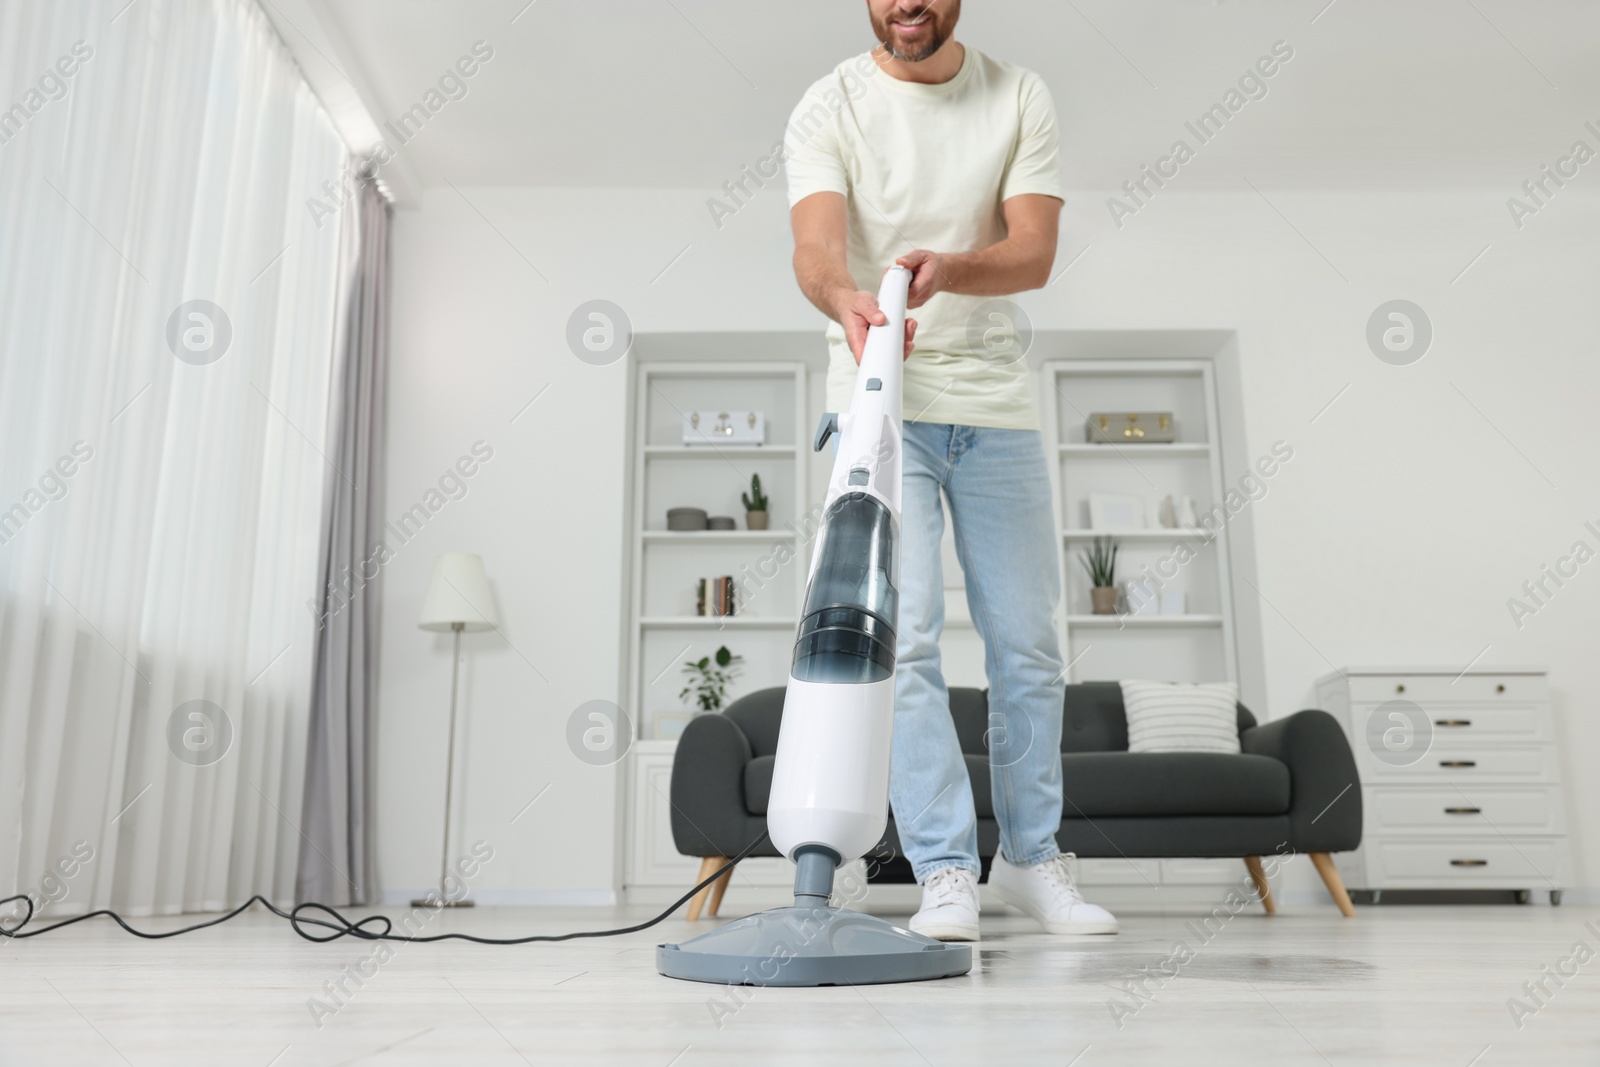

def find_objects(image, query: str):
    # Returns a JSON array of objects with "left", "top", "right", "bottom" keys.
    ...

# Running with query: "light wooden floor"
[{"left": 3, "top": 901, "right": 1597, "bottom": 1065}]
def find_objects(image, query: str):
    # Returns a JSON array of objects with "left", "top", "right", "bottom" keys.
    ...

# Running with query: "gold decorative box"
[{"left": 1086, "top": 412, "right": 1176, "bottom": 444}]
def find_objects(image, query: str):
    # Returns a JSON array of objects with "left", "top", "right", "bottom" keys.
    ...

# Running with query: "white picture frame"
[
  {"left": 1088, "top": 493, "right": 1147, "bottom": 531},
  {"left": 654, "top": 711, "right": 695, "bottom": 740},
  {"left": 1125, "top": 578, "right": 1159, "bottom": 615}
]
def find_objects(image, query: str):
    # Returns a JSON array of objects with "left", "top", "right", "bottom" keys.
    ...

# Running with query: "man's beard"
[{"left": 871, "top": 3, "right": 957, "bottom": 62}]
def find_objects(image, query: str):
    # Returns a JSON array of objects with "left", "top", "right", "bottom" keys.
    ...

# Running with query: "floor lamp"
[{"left": 414, "top": 552, "right": 499, "bottom": 907}]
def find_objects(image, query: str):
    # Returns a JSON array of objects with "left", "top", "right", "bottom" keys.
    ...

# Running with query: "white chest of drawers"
[{"left": 1316, "top": 666, "right": 1572, "bottom": 903}]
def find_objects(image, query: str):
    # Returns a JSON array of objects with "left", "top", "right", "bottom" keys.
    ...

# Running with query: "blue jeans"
[{"left": 890, "top": 422, "right": 1065, "bottom": 881}]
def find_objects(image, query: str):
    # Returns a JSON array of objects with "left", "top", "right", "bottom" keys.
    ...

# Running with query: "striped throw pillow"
[{"left": 1119, "top": 680, "right": 1241, "bottom": 754}]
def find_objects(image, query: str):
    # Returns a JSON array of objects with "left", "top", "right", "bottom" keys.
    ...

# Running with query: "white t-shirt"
[{"left": 784, "top": 47, "right": 1062, "bottom": 430}]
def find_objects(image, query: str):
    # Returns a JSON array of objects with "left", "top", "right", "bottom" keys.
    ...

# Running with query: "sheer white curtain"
[{"left": 0, "top": 0, "right": 349, "bottom": 915}]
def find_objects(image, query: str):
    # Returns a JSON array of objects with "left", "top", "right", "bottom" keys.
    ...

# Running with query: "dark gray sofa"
[{"left": 669, "top": 682, "right": 1362, "bottom": 919}]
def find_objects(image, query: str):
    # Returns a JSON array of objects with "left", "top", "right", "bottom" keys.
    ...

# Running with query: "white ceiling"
[{"left": 279, "top": 0, "right": 1600, "bottom": 192}]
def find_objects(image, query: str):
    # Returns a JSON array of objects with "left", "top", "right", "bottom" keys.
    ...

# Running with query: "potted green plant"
[
  {"left": 680, "top": 645, "right": 745, "bottom": 712},
  {"left": 741, "top": 473, "right": 770, "bottom": 530},
  {"left": 1079, "top": 536, "right": 1119, "bottom": 615}
]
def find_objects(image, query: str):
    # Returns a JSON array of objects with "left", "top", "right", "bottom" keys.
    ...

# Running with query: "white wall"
[{"left": 379, "top": 182, "right": 1600, "bottom": 902}]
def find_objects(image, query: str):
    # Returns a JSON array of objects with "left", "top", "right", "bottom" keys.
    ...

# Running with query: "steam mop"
[{"left": 657, "top": 265, "right": 973, "bottom": 986}]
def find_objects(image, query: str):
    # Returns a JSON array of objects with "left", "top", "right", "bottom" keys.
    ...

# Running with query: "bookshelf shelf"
[
  {"left": 626, "top": 361, "right": 809, "bottom": 737},
  {"left": 1044, "top": 360, "right": 1238, "bottom": 684}
]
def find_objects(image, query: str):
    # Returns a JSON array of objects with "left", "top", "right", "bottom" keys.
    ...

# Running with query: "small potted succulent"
[
  {"left": 680, "top": 645, "right": 745, "bottom": 713},
  {"left": 741, "top": 473, "right": 770, "bottom": 531},
  {"left": 1079, "top": 536, "right": 1120, "bottom": 615}
]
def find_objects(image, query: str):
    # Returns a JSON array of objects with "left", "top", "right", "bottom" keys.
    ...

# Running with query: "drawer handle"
[
  {"left": 1450, "top": 859, "right": 1489, "bottom": 867},
  {"left": 1435, "top": 719, "right": 1472, "bottom": 727},
  {"left": 1395, "top": 683, "right": 1406, "bottom": 693},
  {"left": 1444, "top": 807, "right": 1481, "bottom": 815},
  {"left": 1439, "top": 760, "right": 1477, "bottom": 768},
  {"left": 1495, "top": 684, "right": 1506, "bottom": 693}
]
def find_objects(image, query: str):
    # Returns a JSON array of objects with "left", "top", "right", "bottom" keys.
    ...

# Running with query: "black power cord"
[{"left": 0, "top": 832, "right": 768, "bottom": 945}]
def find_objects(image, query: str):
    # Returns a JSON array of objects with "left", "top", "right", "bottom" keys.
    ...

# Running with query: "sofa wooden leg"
[
  {"left": 686, "top": 856, "right": 726, "bottom": 921},
  {"left": 706, "top": 864, "right": 736, "bottom": 918},
  {"left": 1310, "top": 852, "right": 1356, "bottom": 917},
  {"left": 1243, "top": 856, "right": 1276, "bottom": 914}
]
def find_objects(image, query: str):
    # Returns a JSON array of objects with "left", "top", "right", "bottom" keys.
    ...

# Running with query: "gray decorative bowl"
[
  {"left": 706, "top": 515, "right": 737, "bottom": 531},
  {"left": 667, "top": 507, "right": 709, "bottom": 531}
]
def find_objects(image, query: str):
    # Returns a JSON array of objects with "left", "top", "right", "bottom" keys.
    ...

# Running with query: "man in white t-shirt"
[{"left": 784, "top": 0, "right": 1118, "bottom": 940}]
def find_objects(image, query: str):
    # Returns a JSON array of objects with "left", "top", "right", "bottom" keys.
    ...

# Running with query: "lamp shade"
[{"left": 418, "top": 553, "right": 500, "bottom": 632}]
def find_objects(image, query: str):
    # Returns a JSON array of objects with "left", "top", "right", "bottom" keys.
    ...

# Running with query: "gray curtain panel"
[{"left": 297, "top": 176, "right": 390, "bottom": 905}]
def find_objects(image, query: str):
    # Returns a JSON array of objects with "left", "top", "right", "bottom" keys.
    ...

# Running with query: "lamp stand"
[{"left": 413, "top": 621, "right": 475, "bottom": 908}]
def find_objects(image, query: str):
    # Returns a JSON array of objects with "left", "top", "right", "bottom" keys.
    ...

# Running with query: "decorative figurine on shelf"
[
  {"left": 679, "top": 645, "right": 744, "bottom": 712},
  {"left": 1078, "top": 536, "right": 1120, "bottom": 615},
  {"left": 1158, "top": 494, "right": 1178, "bottom": 529},
  {"left": 741, "top": 473, "right": 770, "bottom": 530}
]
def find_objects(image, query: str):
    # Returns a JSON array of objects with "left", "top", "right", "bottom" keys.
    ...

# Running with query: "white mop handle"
[{"left": 858, "top": 265, "right": 911, "bottom": 374}]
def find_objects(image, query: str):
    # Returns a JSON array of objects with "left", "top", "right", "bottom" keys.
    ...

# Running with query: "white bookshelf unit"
[
  {"left": 1040, "top": 360, "right": 1239, "bottom": 685},
  {"left": 624, "top": 361, "right": 810, "bottom": 740}
]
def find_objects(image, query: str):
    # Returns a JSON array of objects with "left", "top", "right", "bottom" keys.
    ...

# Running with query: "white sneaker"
[
  {"left": 990, "top": 851, "right": 1120, "bottom": 934},
  {"left": 908, "top": 866, "right": 981, "bottom": 941}
]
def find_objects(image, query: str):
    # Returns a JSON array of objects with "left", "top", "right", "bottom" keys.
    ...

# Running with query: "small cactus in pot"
[{"left": 742, "top": 474, "right": 770, "bottom": 530}]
